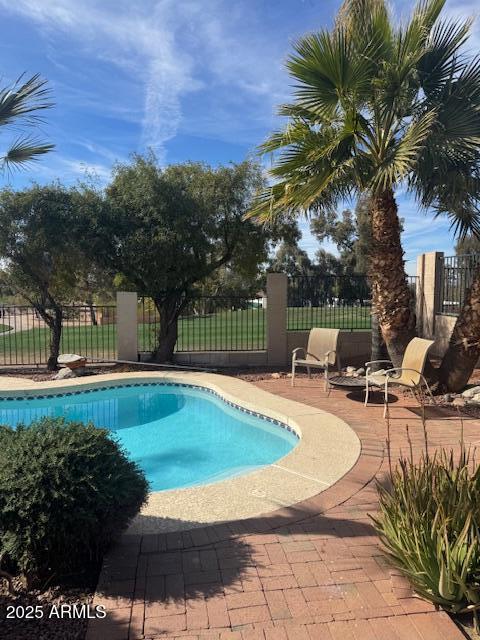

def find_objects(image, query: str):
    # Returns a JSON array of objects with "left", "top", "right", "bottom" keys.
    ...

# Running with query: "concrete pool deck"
[{"left": 0, "top": 371, "right": 360, "bottom": 532}]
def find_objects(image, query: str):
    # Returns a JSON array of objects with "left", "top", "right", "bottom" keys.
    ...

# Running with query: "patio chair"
[
  {"left": 365, "top": 337, "right": 435, "bottom": 417},
  {"left": 291, "top": 328, "right": 341, "bottom": 390}
]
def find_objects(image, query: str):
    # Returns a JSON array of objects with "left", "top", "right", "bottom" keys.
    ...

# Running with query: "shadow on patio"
[{"left": 89, "top": 509, "right": 396, "bottom": 638}]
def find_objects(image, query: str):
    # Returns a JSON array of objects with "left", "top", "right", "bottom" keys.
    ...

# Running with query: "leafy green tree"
[
  {"left": 353, "top": 195, "right": 374, "bottom": 275},
  {"left": 455, "top": 235, "right": 480, "bottom": 255},
  {"left": 0, "top": 185, "right": 82, "bottom": 370},
  {"left": 311, "top": 209, "right": 356, "bottom": 270},
  {"left": 198, "top": 266, "right": 262, "bottom": 302},
  {"left": 270, "top": 239, "right": 319, "bottom": 279},
  {"left": 269, "top": 218, "right": 343, "bottom": 277},
  {"left": 79, "top": 155, "right": 277, "bottom": 361},
  {"left": 73, "top": 262, "right": 117, "bottom": 325},
  {"left": 0, "top": 74, "right": 54, "bottom": 170},
  {"left": 312, "top": 194, "right": 393, "bottom": 360},
  {"left": 250, "top": 0, "right": 480, "bottom": 381},
  {"left": 310, "top": 194, "right": 375, "bottom": 275}
]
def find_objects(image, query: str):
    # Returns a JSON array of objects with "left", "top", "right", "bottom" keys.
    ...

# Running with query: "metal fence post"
[
  {"left": 116, "top": 292, "right": 138, "bottom": 361},
  {"left": 266, "top": 273, "right": 288, "bottom": 366}
]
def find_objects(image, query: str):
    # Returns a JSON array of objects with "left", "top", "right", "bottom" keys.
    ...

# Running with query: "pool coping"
[{"left": 0, "top": 371, "right": 361, "bottom": 533}]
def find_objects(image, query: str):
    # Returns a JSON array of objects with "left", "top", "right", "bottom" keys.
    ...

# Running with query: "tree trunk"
[
  {"left": 370, "top": 312, "right": 389, "bottom": 368},
  {"left": 437, "top": 267, "right": 480, "bottom": 392},
  {"left": 87, "top": 297, "right": 97, "bottom": 326},
  {"left": 369, "top": 189, "right": 416, "bottom": 367},
  {"left": 46, "top": 308, "right": 63, "bottom": 371},
  {"left": 151, "top": 297, "right": 182, "bottom": 362}
]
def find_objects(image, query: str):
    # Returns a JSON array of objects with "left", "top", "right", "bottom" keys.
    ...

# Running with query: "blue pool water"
[{"left": 0, "top": 383, "right": 298, "bottom": 491}]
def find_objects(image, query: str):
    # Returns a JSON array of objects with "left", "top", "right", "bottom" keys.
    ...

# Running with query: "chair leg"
[
  {"left": 364, "top": 379, "right": 369, "bottom": 407},
  {"left": 324, "top": 366, "right": 329, "bottom": 392},
  {"left": 307, "top": 366, "right": 311, "bottom": 379},
  {"left": 424, "top": 379, "right": 436, "bottom": 405},
  {"left": 383, "top": 379, "right": 389, "bottom": 418},
  {"left": 291, "top": 361, "right": 295, "bottom": 387}
]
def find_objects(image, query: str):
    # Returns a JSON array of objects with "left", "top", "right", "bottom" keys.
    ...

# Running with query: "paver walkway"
[{"left": 87, "top": 378, "right": 480, "bottom": 640}]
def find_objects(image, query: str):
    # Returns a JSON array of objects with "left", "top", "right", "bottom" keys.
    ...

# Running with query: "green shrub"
[
  {"left": 372, "top": 446, "right": 480, "bottom": 625},
  {"left": 0, "top": 418, "right": 149, "bottom": 582}
]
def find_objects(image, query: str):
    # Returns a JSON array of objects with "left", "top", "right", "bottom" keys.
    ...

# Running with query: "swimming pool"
[{"left": 0, "top": 382, "right": 298, "bottom": 491}]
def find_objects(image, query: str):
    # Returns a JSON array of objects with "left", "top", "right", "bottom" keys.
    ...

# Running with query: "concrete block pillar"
[
  {"left": 416, "top": 252, "right": 443, "bottom": 339},
  {"left": 116, "top": 292, "right": 138, "bottom": 361},
  {"left": 266, "top": 273, "right": 288, "bottom": 366}
]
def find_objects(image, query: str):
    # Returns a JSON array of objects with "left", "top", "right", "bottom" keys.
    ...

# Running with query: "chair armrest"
[
  {"left": 365, "top": 359, "right": 392, "bottom": 367},
  {"left": 292, "top": 348, "right": 306, "bottom": 361},
  {"left": 324, "top": 349, "right": 336, "bottom": 364},
  {"left": 384, "top": 367, "right": 422, "bottom": 382},
  {"left": 366, "top": 359, "right": 392, "bottom": 377}
]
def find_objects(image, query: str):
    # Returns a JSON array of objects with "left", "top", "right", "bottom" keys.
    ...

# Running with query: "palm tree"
[
  {"left": 0, "top": 74, "right": 54, "bottom": 171},
  {"left": 250, "top": 0, "right": 480, "bottom": 371}
]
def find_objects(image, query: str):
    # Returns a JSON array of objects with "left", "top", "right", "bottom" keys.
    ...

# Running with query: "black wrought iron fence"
[
  {"left": 439, "top": 254, "right": 480, "bottom": 315},
  {"left": 287, "top": 274, "right": 417, "bottom": 331},
  {"left": 139, "top": 295, "right": 266, "bottom": 354},
  {"left": 0, "top": 304, "right": 116, "bottom": 366},
  {"left": 288, "top": 275, "right": 371, "bottom": 331}
]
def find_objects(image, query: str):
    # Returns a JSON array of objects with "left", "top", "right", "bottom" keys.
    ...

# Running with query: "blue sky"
[{"left": 1, "top": 0, "right": 479, "bottom": 274}]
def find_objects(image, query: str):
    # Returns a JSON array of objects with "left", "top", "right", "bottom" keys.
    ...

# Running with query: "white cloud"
[
  {"left": 0, "top": 0, "right": 196, "bottom": 161},
  {"left": 0, "top": 0, "right": 293, "bottom": 160},
  {"left": 3, "top": 0, "right": 476, "bottom": 271}
]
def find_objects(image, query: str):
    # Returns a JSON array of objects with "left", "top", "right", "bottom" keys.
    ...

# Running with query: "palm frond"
[
  {"left": 287, "top": 27, "right": 377, "bottom": 117},
  {"left": 277, "top": 103, "right": 323, "bottom": 122},
  {"left": 1, "top": 136, "right": 55, "bottom": 171},
  {"left": 247, "top": 155, "right": 354, "bottom": 223},
  {"left": 269, "top": 121, "right": 355, "bottom": 176},
  {"left": 336, "top": 0, "right": 394, "bottom": 63},
  {"left": 0, "top": 74, "right": 53, "bottom": 127},
  {"left": 418, "top": 55, "right": 480, "bottom": 152},
  {"left": 250, "top": 0, "right": 480, "bottom": 232},
  {"left": 373, "top": 109, "right": 438, "bottom": 190},
  {"left": 376, "top": 2, "right": 446, "bottom": 112},
  {"left": 442, "top": 203, "right": 480, "bottom": 241},
  {"left": 287, "top": 32, "right": 343, "bottom": 119},
  {"left": 418, "top": 18, "right": 473, "bottom": 95},
  {"left": 411, "top": 0, "right": 446, "bottom": 36},
  {"left": 259, "top": 120, "right": 314, "bottom": 155},
  {"left": 433, "top": 173, "right": 480, "bottom": 239}
]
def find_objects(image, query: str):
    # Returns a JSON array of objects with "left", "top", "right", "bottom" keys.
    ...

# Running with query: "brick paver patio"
[{"left": 87, "top": 377, "right": 480, "bottom": 640}]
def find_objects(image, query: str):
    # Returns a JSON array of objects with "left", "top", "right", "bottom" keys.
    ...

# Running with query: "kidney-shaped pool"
[{"left": 0, "top": 383, "right": 298, "bottom": 491}]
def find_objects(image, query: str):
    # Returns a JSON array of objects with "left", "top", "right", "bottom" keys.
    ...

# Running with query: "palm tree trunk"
[
  {"left": 369, "top": 189, "right": 416, "bottom": 367},
  {"left": 437, "top": 267, "right": 480, "bottom": 392},
  {"left": 370, "top": 312, "right": 389, "bottom": 367}
]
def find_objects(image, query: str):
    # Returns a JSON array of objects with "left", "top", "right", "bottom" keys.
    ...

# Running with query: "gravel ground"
[
  {"left": 0, "top": 576, "right": 96, "bottom": 640},
  {"left": 455, "top": 614, "right": 480, "bottom": 640}
]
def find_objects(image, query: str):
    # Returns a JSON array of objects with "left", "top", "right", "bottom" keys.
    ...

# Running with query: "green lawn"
[
  {"left": 0, "top": 324, "right": 118, "bottom": 365},
  {"left": 287, "top": 305, "right": 371, "bottom": 331},
  {"left": 0, "top": 323, "right": 12, "bottom": 334},
  {"left": 0, "top": 306, "right": 371, "bottom": 364}
]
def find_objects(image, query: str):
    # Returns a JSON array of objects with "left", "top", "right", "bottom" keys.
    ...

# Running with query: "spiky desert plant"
[{"left": 372, "top": 443, "right": 480, "bottom": 629}]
